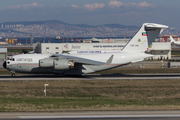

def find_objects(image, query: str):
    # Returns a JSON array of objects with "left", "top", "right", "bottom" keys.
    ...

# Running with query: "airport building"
[
  {"left": 160, "top": 35, "right": 180, "bottom": 42},
  {"left": 34, "top": 42, "right": 127, "bottom": 54},
  {"left": 34, "top": 38, "right": 130, "bottom": 54},
  {"left": 148, "top": 42, "right": 171, "bottom": 60},
  {"left": 82, "top": 38, "right": 130, "bottom": 43},
  {"left": 34, "top": 41, "right": 171, "bottom": 60},
  {"left": 0, "top": 47, "right": 7, "bottom": 68},
  {"left": 0, "top": 47, "right": 7, "bottom": 61}
]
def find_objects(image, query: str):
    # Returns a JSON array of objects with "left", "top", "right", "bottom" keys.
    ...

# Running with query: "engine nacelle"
[
  {"left": 54, "top": 59, "right": 73, "bottom": 70},
  {"left": 39, "top": 58, "right": 54, "bottom": 67}
]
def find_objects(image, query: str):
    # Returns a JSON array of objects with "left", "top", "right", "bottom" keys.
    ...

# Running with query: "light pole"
[{"left": 44, "top": 84, "right": 49, "bottom": 96}]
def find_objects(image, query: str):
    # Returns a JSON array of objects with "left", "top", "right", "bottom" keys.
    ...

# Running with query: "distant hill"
[
  {"left": 73, "top": 24, "right": 96, "bottom": 28},
  {"left": 0, "top": 20, "right": 139, "bottom": 29},
  {"left": 97, "top": 24, "right": 138, "bottom": 29},
  {"left": 0, "top": 20, "right": 141, "bottom": 37},
  {"left": 0, "top": 29, "right": 25, "bottom": 33},
  {"left": 0, "top": 20, "right": 177, "bottom": 38}
]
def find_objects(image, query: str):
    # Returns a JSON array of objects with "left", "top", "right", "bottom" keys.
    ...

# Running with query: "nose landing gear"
[{"left": 11, "top": 71, "right": 15, "bottom": 77}]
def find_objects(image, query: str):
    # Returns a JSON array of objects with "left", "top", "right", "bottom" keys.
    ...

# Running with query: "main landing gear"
[{"left": 11, "top": 73, "right": 15, "bottom": 77}]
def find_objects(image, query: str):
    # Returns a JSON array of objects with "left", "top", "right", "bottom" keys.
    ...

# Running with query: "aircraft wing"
[{"left": 52, "top": 54, "right": 113, "bottom": 66}]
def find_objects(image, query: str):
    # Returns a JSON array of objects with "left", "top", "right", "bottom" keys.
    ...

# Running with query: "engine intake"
[
  {"left": 54, "top": 59, "right": 74, "bottom": 70},
  {"left": 39, "top": 58, "right": 54, "bottom": 67}
]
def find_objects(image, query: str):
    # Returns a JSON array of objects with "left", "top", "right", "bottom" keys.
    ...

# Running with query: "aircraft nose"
[{"left": 3, "top": 61, "right": 6, "bottom": 69}]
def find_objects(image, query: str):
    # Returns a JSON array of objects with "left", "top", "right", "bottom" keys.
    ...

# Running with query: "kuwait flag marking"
[{"left": 142, "top": 32, "right": 147, "bottom": 36}]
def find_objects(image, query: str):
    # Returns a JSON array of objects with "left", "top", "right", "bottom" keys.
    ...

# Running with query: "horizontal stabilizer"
[{"left": 144, "top": 23, "right": 169, "bottom": 29}]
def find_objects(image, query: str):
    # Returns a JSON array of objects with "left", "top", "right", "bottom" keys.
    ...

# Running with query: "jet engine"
[
  {"left": 39, "top": 58, "right": 54, "bottom": 67},
  {"left": 54, "top": 59, "right": 74, "bottom": 70}
]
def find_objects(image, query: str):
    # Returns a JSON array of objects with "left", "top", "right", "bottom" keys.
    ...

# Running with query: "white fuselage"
[
  {"left": 172, "top": 41, "right": 180, "bottom": 45},
  {"left": 4, "top": 52, "right": 152, "bottom": 74}
]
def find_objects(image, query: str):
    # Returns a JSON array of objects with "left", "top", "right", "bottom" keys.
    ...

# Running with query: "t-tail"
[{"left": 122, "top": 23, "right": 169, "bottom": 53}]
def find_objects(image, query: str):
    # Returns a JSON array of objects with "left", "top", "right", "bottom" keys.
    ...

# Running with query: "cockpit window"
[{"left": 9, "top": 58, "right": 15, "bottom": 61}]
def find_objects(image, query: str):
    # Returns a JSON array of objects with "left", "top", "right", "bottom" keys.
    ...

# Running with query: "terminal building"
[
  {"left": 34, "top": 38, "right": 129, "bottom": 54},
  {"left": 34, "top": 42, "right": 126, "bottom": 54},
  {"left": 34, "top": 38, "right": 171, "bottom": 60}
]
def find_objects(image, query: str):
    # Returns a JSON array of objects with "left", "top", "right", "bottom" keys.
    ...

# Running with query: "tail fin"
[
  {"left": 122, "top": 23, "right": 169, "bottom": 53},
  {"left": 170, "top": 36, "right": 176, "bottom": 43}
]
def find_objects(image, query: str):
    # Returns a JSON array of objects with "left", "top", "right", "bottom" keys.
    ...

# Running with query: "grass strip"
[{"left": 0, "top": 80, "right": 180, "bottom": 111}]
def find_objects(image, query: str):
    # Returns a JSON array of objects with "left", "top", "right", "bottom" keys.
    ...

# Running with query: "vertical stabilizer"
[
  {"left": 170, "top": 36, "right": 180, "bottom": 45},
  {"left": 170, "top": 36, "right": 176, "bottom": 43},
  {"left": 122, "top": 23, "right": 169, "bottom": 53}
]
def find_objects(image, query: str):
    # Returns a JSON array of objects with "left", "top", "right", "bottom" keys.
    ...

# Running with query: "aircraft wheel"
[
  {"left": 77, "top": 74, "right": 82, "bottom": 77},
  {"left": 11, "top": 73, "right": 15, "bottom": 77}
]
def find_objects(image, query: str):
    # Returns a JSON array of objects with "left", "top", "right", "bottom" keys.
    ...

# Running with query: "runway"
[
  {"left": 1, "top": 111, "right": 180, "bottom": 119},
  {"left": 1, "top": 73, "right": 180, "bottom": 81}
]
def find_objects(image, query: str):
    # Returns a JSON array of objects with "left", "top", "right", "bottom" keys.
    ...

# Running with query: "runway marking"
[{"left": 19, "top": 114, "right": 180, "bottom": 119}]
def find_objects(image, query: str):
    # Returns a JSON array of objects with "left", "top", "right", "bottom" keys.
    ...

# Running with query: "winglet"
[{"left": 106, "top": 55, "right": 114, "bottom": 65}]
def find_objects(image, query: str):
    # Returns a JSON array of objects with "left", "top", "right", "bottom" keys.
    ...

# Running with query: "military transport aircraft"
[{"left": 3, "top": 23, "right": 169, "bottom": 76}]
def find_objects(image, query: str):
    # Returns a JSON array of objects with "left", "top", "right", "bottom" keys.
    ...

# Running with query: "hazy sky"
[{"left": 0, "top": 0, "right": 179, "bottom": 28}]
